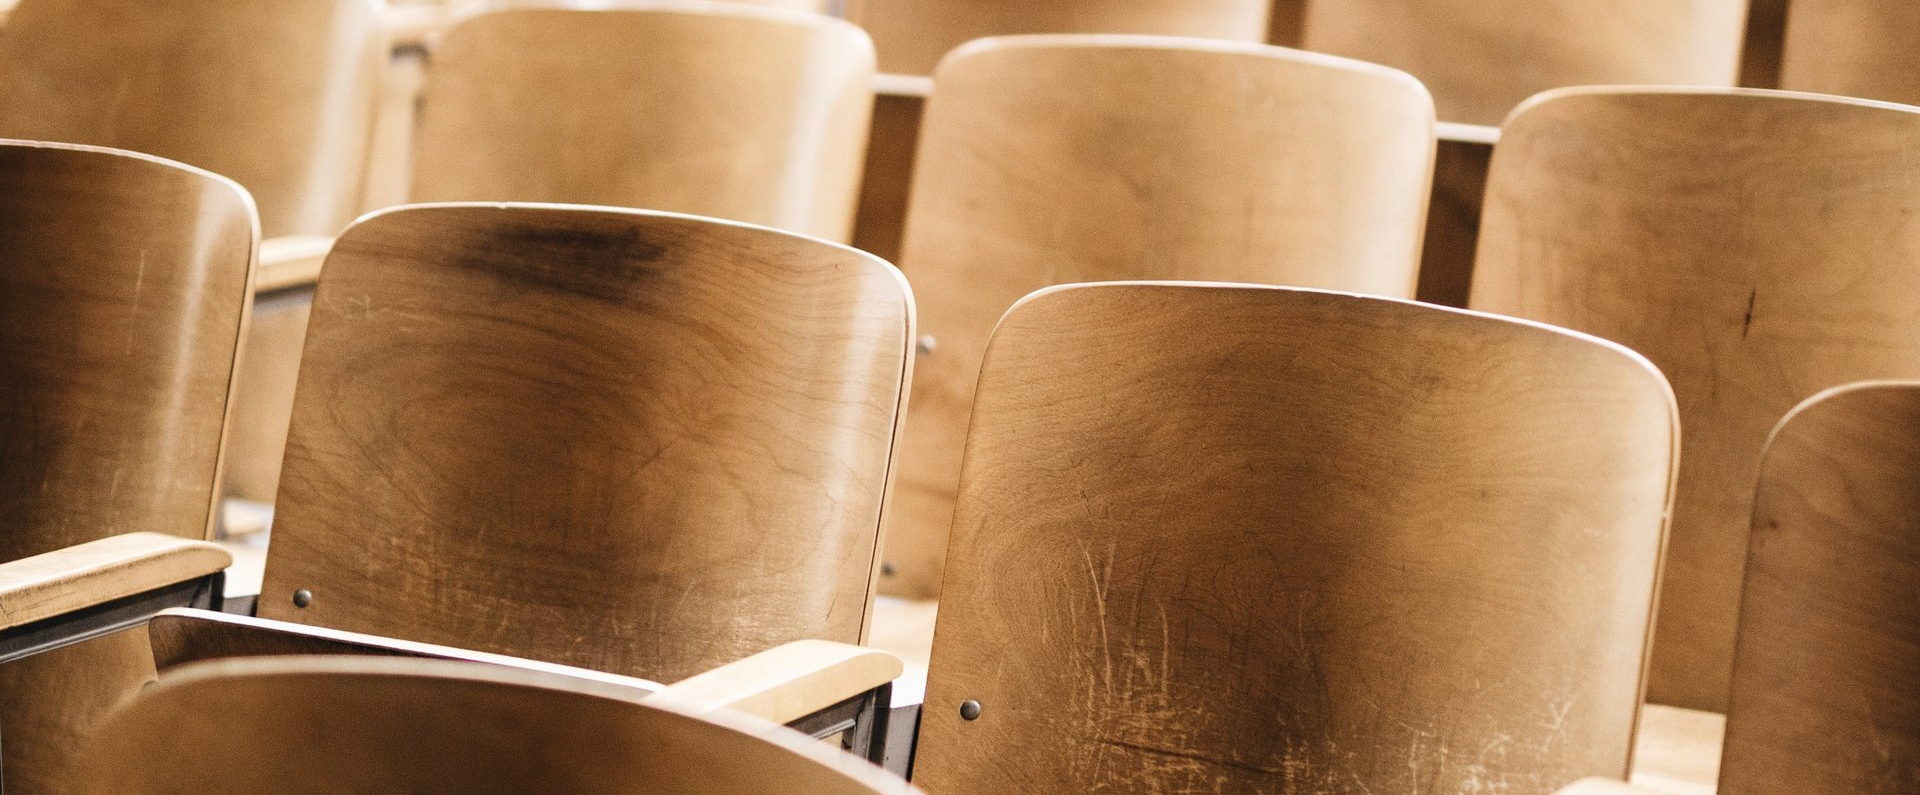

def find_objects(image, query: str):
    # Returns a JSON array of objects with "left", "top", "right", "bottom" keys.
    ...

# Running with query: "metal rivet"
[
  {"left": 292, "top": 589, "right": 313, "bottom": 608},
  {"left": 960, "top": 700, "right": 982, "bottom": 721},
  {"left": 881, "top": 561, "right": 898, "bottom": 577},
  {"left": 916, "top": 335, "right": 937, "bottom": 356}
]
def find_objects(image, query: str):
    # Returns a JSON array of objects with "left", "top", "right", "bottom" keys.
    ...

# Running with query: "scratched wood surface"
[
  {"left": 845, "top": 0, "right": 1272, "bottom": 75},
  {"left": 1718, "top": 382, "right": 1920, "bottom": 795},
  {"left": 1471, "top": 88, "right": 1920, "bottom": 713},
  {"left": 1779, "top": 0, "right": 1920, "bottom": 105},
  {"left": 916, "top": 283, "right": 1677, "bottom": 795},
  {"left": 882, "top": 36, "right": 1435, "bottom": 600},
  {"left": 0, "top": 141, "right": 255, "bottom": 794},
  {"left": 254, "top": 204, "right": 912, "bottom": 683}
]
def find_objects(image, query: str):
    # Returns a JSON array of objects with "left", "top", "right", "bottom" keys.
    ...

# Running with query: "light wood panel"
[
  {"left": 1779, "top": 0, "right": 1920, "bottom": 105},
  {"left": 75, "top": 656, "right": 920, "bottom": 795},
  {"left": 0, "top": 0, "right": 387, "bottom": 238},
  {"left": 915, "top": 283, "right": 1677, "bottom": 794},
  {"left": 882, "top": 36, "right": 1434, "bottom": 598},
  {"left": 847, "top": 0, "right": 1273, "bottom": 75},
  {"left": 412, "top": 5, "right": 874, "bottom": 242},
  {"left": 0, "top": 140, "right": 255, "bottom": 795},
  {"left": 1470, "top": 87, "right": 1920, "bottom": 712},
  {"left": 257, "top": 204, "right": 912, "bottom": 683},
  {"left": 1719, "top": 382, "right": 1920, "bottom": 795},
  {"left": 1301, "top": 0, "right": 1748, "bottom": 125}
]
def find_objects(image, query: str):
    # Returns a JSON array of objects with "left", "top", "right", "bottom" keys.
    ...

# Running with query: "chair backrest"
[
  {"left": 1469, "top": 87, "right": 1920, "bottom": 712},
  {"left": 255, "top": 204, "right": 912, "bottom": 683},
  {"left": 0, "top": 0, "right": 386, "bottom": 238},
  {"left": 410, "top": 4, "right": 874, "bottom": 243},
  {"left": 846, "top": 0, "right": 1273, "bottom": 75},
  {"left": 1718, "top": 382, "right": 1920, "bottom": 795},
  {"left": 1301, "top": 0, "right": 1747, "bottom": 125},
  {"left": 883, "top": 35, "right": 1433, "bottom": 598},
  {"left": 914, "top": 282, "right": 1676, "bottom": 794},
  {"left": 75, "top": 656, "right": 917, "bottom": 795},
  {"left": 1779, "top": 0, "right": 1920, "bottom": 105}
]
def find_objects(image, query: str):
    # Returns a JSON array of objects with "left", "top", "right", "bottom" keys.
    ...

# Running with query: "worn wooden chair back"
[
  {"left": 255, "top": 204, "right": 911, "bottom": 683},
  {"left": 76, "top": 656, "right": 917, "bottom": 795},
  {"left": 1470, "top": 88, "right": 1920, "bottom": 712},
  {"left": 1717, "top": 382, "right": 1920, "bottom": 794},
  {"left": 914, "top": 282, "right": 1676, "bottom": 794},
  {"left": 883, "top": 36, "right": 1434, "bottom": 598},
  {"left": 411, "top": 4, "right": 874, "bottom": 242},
  {"left": 845, "top": 0, "right": 1272, "bottom": 75},
  {"left": 1300, "top": 0, "right": 1747, "bottom": 125},
  {"left": 0, "top": 141, "right": 255, "bottom": 794},
  {"left": 0, "top": 0, "right": 386, "bottom": 238},
  {"left": 1779, "top": 0, "right": 1920, "bottom": 106}
]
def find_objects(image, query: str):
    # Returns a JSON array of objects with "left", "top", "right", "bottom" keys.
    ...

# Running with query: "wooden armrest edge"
[
  {"left": 645, "top": 640, "right": 904, "bottom": 724},
  {"left": 256, "top": 234, "right": 335, "bottom": 293},
  {"left": 0, "top": 533, "right": 230, "bottom": 631}
]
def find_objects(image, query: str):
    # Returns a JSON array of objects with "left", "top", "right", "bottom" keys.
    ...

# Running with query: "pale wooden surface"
[
  {"left": 1632, "top": 705, "right": 1725, "bottom": 795},
  {"left": 1719, "top": 382, "right": 1920, "bottom": 795},
  {"left": 0, "top": 535, "right": 229, "bottom": 631},
  {"left": 257, "top": 205, "right": 912, "bottom": 683},
  {"left": 0, "top": 140, "right": 255, "bottom": 795},
  {"left": 75, "top": 656, "right": 921, "bottom": 795},
  {"left": 881, "top": 36, "right": 1435, "bottom": 599},
  {"left": 1779, "top": 0, "right": 1920, "bottom": 105},
  {"left": 915, "top": 283, "right": 1676, "bottom": 794},
  {"left": 412, "top": 5, "right": 875, "bottom": 242},
  {"left": 1470, "top": 87, "right": 1920, "bottom": 713},
  {"left": 846, "top": 0, "right": 1273, "bottom": 75},
  {"left": 644, "top": 640, "right": 903, "bottom": 724},
  {"left": 1557, "top": 780, "right": 1669, "bottom": 795},
  {"left": 1301, "top": 0, "right": 1748, "bottom": 125}
]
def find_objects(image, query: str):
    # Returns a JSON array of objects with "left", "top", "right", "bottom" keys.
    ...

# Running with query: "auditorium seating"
[
  {"left": 1471, "top": 87, "right": 1920, "bottom": 713},
  {"left": 879, "top": 35, "right": 1434, "bottom": 598},
  {"left": 0, "top": 141, "right": 252, "bottom": 792},
  {"left": 845, "top": 0, "right": 1272, "bottom": 75},
  {"left": 1780, "top": 0, "right": 1920, "bottom": 106},
  {"left": 905, "top": 282, "right": 1674, "bottom": 791}
]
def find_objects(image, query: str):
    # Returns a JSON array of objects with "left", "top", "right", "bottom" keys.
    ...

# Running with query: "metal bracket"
[{"left": 785, "top": 681, "right": 894, "bottom": 767}]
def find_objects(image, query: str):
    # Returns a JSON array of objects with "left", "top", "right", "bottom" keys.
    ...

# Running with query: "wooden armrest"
[
  {"left": 0, "top": 534, "right": 230, "bottom": 631},
  {"left": 1553, "top": 779, "right": 1672, "bottom": 795},
  {"left": 873, "top": 73, "right": 933, "bottom": 99},
  {"left": 644, "top": 640, "right": 903, "bottom": 725},
  {"left": 256, "top": 234, "right": 334, "bottom": 293}
]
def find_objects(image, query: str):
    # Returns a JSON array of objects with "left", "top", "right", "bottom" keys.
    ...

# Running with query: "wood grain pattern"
[
  {"left": 1301, "top": 0, "right": 1747, "bottom": 125},
  {"left": 915, "top": 283, "right": 1677, "bottom": 795},
  {"left": 0, "top": 140, "right": 255, "bottom": 795},
  {"left": 256, "top": 204, "right": 912, "bottom": 683},
  {"left": 1719, "top": 382, "right": 1920, "bottom": 795},
  {"left": 846, "top": 0, "right": 1273, "bottom": 75},
  {"left": 1470, "top": 88, "right": 1920, "bottom": 712},
  {"left": 412, "top": 5, "right": 875, "bottom": 242},
  {"left": 75, "top": 656, "right": 920, "bottom": 795},
  {"left": 0, "top": 534, "right": 229, "bottom": 630},
  {"left": 0, "top": 0, "right": 387, "bottom": 238},
  {"left": 882, "top": 36, "right": 1434, "bottom": 598},
  {"left": 1779, "top": 0, "right": 1920, "bottom": 105}
]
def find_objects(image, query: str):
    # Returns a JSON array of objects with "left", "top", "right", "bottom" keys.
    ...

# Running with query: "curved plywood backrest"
[
  {"left": 883, "top": 36, "right": 1434, "bottom": 598},
  {"left": 75, "top": 656, "right": 918, "bottom": 795},
  {"left": 0, "top": 0, "right": 386, "bottom": 238},
  {"left": 1719, "top": 382, "right": 1920, "bottom": 794},
  {"left": 256, "top": 204, "right": 912, "bottom": 683},
  {"left": 915, "top": 282, "right": 1677, "bottom": 795},
  {"left": 1779, "top": 0, "right": 1920, "bottom": 105},
  {"left": 846, "top": 0, "right": 1272, "bottom": 75},
  {"left": 412, "top": 5, "right": 875, "bottom": 242},
  {"left": 1471, "top": 88, "right": 1920, "bottom": 712},
  {"left": 1301, "top": 0, "right": 1747, "bottom": 125}
]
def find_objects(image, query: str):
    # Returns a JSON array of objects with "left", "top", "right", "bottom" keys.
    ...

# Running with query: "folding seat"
[
  {"left": 880, "top": 35, "right": 1435, "bottom": 598},
  {"left": 1299, "top": 0, "right": 1748, "bottom": 125},
  {"left": 0, "top": 141, "right": 254, "bottom": 792},
  {"left": 1557, "top": 381, "right": 1920, "bottom": 793},
  {"left": 1470, "top": 88, "right": 1920, "bottom": 712},
  {"left": 1779, "top": 0, "right": 1920, "bottom": 106},
  {"left": 845, "top": 0, "right": 1273, "bottom": 76},
  {"left": 75, "top": 656, "right": 917, "bottom": 795},
  {"left": 879, "top": 282, "right": 1677, "bottom": 791}
]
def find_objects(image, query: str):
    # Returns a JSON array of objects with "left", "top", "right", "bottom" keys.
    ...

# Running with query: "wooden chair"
[
  {"left": 845, "top": 0, "right": 1273, "bottom": 75},
  {"left": 0, "top": 141, "right": 252, "bottom": 792},
  {"left": 1299, "top": 0, "right": 1748, "bottom": 125},
  {"left": 881, "top": 35, "right": 1435, "bottom": 598},
  {"left": 75, "top": 656, "right": 919, "bottom": 795},
  {"left": 893, "top": 282, "right": 1677, "bottom": 792},
  {"left": 1779, "top": 0, "right": 1920, "bottom": 105},
  {"left": 1469, "top": 87, "right": 1920, "bottom": 713}
]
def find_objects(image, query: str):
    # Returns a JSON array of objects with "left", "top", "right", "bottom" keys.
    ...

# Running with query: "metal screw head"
[
  {"left": 881, "top": 561, "right": 898, "bottom": 577},
  {"left": 959, "top": 700, "right": 982, "bottom": 721},
  {"left": 292, "top": 589, "right": 314, "bottom": 608},
  {"left": 916, "top": 335, "right": 938, "bottom": 356}
]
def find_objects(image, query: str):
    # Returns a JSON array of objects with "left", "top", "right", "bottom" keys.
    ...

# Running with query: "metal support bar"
[
  {"left": 784, "top": 681, "right": 893, "bottom": 767},
  {"left": 879, "top": 702, "right": 922, "bottom": 779}
]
